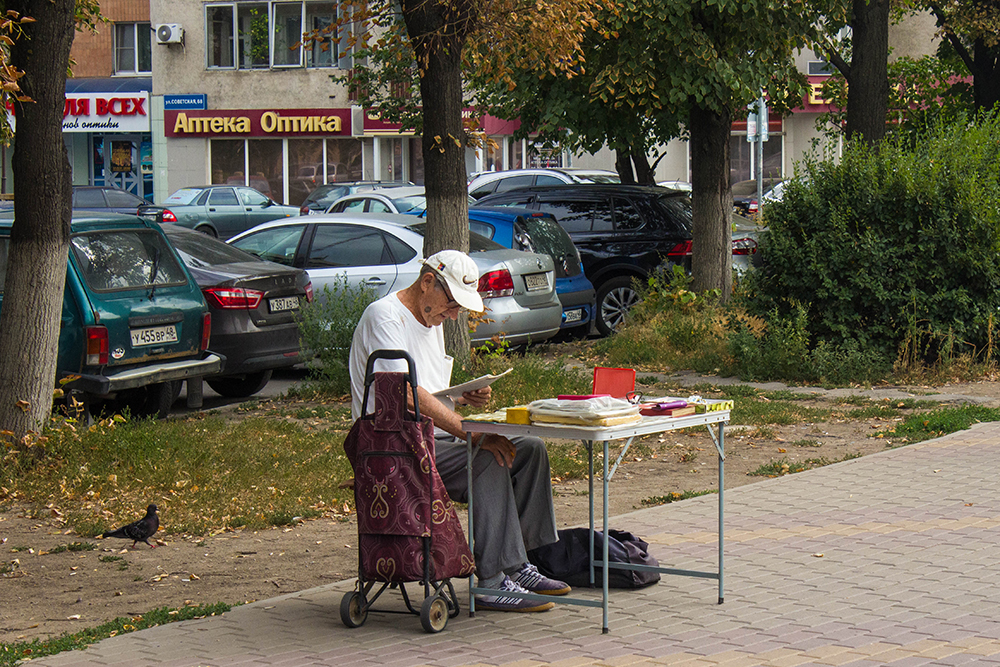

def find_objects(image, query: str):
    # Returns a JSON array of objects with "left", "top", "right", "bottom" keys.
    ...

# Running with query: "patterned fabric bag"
[{"left": 344, "top": 367, "right": 475, "bottom": 583}]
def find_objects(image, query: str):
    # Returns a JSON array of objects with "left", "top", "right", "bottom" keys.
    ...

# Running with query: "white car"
[
  {"left": 228, "top": 213, "right": 563, "bottom": 347},
  {"left": 468, "top": 168, "right": 620, "bottom": 200}
]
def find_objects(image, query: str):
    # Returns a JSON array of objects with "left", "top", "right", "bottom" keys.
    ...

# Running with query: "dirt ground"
[{"left": 3, "top": 377, "right": 1000, "bottom": 646}]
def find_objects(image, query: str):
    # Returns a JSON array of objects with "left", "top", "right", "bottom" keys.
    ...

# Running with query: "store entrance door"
[{"left": 93, "top": 134, "right": 153, "bottom": 199}]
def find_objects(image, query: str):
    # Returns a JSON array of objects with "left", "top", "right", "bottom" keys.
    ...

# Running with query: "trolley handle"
[{"left": 362, "top": 349, "right": 421, "bottom": 421}]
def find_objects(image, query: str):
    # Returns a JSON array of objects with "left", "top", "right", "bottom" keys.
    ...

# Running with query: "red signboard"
[{"left": 164, "top": 108, "right": 352, "bottom": 138}]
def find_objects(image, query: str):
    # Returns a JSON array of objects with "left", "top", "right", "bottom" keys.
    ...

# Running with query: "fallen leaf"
[
  {"left": 812, "top": 553, "right": 824, "bottom": 558},
  {"left": 67, "top": 614, "right": 81, "bottom": 620}
]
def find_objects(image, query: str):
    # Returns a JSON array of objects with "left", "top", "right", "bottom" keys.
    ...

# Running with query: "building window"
[
  {"left": 114, "top": 23, "right": 152, "bottom": 75},
  {"left": 206, "top": 1, "right": 341, "bottom": 70}
]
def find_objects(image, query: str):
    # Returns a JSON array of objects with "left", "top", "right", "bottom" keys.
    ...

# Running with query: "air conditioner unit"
[{"left": 156, "top": 24, "right": 184, "bottom": 45}]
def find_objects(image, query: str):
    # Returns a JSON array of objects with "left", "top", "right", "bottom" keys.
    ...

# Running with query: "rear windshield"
[
  {"left": 404, "top": 223, "right": 504, "bottom": 252},
  {"left": 71, "top": 229, "right": 188, "bottom": 291},
  {"left": 517, "top": 216, "right": 582, "bottom": 277},
  {"left": 163, "top": 188, "right": 203, "bottom": 205},
  {"left": 164, "top": 228, "right": 261, "bottom": 267},
  {"left": 390, "top": 195, "right": 427, "bottom": 213},
  {"left": 654, "top": 195, "right": 694, "bottom": 234}
]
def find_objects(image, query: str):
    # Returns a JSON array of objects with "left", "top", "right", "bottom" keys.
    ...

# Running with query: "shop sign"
[
  {"left": 164, "top": 108, "right": 352, "bottom": 137},
  {"left": 60, "top": 93, "right": 150, "bottom": 133},
  {"left": 164, "top": 94, "right": 208, "bottom": 110}
]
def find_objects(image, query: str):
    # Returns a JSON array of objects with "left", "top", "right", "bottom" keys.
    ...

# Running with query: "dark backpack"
[{"left": 527, "top": 528, "right": 660, "bottom": 589}]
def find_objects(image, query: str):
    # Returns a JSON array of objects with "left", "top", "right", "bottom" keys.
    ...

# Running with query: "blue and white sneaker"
[
  {"left": 511, "top": 562, "right": 572, "bottom": 596},
  {"left": 476, "top": 576, "right": 555, "bottom": 612}
]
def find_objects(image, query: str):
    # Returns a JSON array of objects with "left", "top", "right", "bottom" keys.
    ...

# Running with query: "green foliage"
[
  {"left": 0, "top": 603, "right": 232, "bottom": 666},
  {"left": 297, "top": 279, "right": 377, "bottom": 395},
  {"left": 817, "top": 53, "right": 973, "bottom": 141},
  {"left": 744, "top": 116, "right": 1000, "bottom": 370},
  {"left": 596, "top": 265, "right": 730, "bottom": 373},
  {"left": 877, "top": 405, "right": 1000, "bottom": 443}
]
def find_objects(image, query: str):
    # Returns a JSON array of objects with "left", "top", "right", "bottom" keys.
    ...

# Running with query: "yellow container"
[{"left": 506, "top": 406, "right": 530, "bottom": 424}]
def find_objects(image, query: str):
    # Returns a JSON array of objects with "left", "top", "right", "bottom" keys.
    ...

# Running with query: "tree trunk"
[
  {"left": 631, "top": 150, "right": 655, "bottom": 185},
  {"left": 972, "top": 39, "right": 1000, "bottom": 114},
  {"left": 0, "top": 0, "right": 75, "bottom": 438},
  {"left": 845, "top": 0, "right": 889, "bottom": 144},
  {"left": 615, "top": 149, "right": 636, "bottom": 184},
  {"left": 688, "top": 105, "right": 732, "bottom": 301},
  {"left": 402, "top": 0, "right": 473, "bottom": 362}
]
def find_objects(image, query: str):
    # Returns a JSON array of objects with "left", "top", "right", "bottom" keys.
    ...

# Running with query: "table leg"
[
  {"left": 587, "top": 440, "right": 595, "bottom": 587},
  {"left": 602, "top": 438, "right": 609, "bottom": 634},
  {"left": 467, "top": 432, "right": 476, "bottom": 616},
  {"left": 718, "top": 422, "right": 725, "bottom": 604}
]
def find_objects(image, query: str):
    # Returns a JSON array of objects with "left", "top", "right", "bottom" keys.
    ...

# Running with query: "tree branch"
[
  {"left": 928, "top": 3, "right": 976, "bottom": 75},
  {"left": 826, "top": 47, "right": 851, "bottom": 79}
]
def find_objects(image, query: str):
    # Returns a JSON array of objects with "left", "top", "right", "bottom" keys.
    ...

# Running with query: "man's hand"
[
  {"left": 476, "top": 432, "right": 516, "bottom": 468},
  {"left": 461, "top": 386, "right": 491, "bottom": 408}
]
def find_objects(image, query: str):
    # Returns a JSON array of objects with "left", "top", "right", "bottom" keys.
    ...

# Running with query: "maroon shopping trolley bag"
[{"left": 340, "top": 349, "right": 475, "bottom": 633}]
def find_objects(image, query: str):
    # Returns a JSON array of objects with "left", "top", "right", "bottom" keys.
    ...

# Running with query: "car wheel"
[
  {"left": 117, "top": 381, "right": 178, "bottom": 420},
  {"left": 195, "top": 225, "right": 218, "bottom": 238},
  {"left": 595, "top": 276, "right": 641, "bottom": 337},
  {"left": 206, "top": 370, "right": 273, "bottom": 398}
]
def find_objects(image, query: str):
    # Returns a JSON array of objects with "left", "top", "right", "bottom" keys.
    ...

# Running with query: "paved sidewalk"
[{"left": 32, "top": 422, "right": 1000, "bottom": 667}]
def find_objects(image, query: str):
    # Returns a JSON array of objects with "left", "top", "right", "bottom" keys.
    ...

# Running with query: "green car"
[
  {"left": 137, "top": 185, "right": 300, "bottom": 240},
  {"left": 0, "top": 213, "right": 223, "bottom": 418}
]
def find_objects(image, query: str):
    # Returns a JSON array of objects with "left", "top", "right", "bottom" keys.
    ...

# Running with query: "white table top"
[{"left": 461, "top": 409, "right": 730, "bottom": 441}]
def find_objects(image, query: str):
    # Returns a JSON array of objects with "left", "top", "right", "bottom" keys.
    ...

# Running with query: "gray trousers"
[{"left": 434, "top": 434, "right": 558, "bottom": 580}]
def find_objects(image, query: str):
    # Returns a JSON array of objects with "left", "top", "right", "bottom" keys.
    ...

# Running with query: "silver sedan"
[{"left": 227, "top": 213, "right": 563, "bottom": 347}]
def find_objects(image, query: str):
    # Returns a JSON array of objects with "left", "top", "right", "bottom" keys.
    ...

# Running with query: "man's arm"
[{"left": 410, "top": 386, "right": 516, "bottom": 468}]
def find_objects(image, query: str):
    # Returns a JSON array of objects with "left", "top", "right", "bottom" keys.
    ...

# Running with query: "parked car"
[
  {"left": 476, "top": 184, "right": 695, "bottom": 336},
  {"left": 299, "top": 181, "right": 414, "bottom": 216},
  {"left": 72, "top": 185, "right": 150, "bottom": 214},
  {"left": 228, "top": 213, "right": 563, "bottom": 347},
  {"left": 468, "top": 168, "right": 620, "bottom": 201},
  {"left": 325, "top": 186, "right": 432, "bottom": 215},
  {"left": 0, "top": 212, "right": 222, "bottom": 419},
  {"left": 732, "top": 178, "right": 783, "bottom": 217},
  {"left": 444, "top": 206, "right": 595, "bottom": 337},
  {"left": 137, "top": 186, "right": 299, "bottom": 240},
  {"left": 160, "top": 225, "right": 313, "bottom": 398}
]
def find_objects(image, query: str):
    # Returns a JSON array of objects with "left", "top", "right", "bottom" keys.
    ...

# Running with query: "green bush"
[
  {"left": 297, "top": 277, "right": 377, "bottom": 394},
  {"left": 745, "top": 115, "right": 1000, "bottom": 365}
]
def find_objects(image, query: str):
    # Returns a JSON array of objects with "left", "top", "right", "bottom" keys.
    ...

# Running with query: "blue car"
[{"left": 466, "top": 207, "right": 596, "bottom": 337}]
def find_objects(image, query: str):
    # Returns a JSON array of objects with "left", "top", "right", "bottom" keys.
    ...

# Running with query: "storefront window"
[
  {"left": 484, "top": 139, "right": 501, "bottom": 172},
  {"left": 211, "top": 138, "right": 364, "bottom": 204},
  {"left": 730, "top": 135, "right": 782, "bottom": 184},
  {"left": 378, "top": 137, "right": 403, "bottom": 181},
  {"left": 508, "top": 139, "right": 524, "bottom": 171},
  {"left": 409, "top": 137, "right": 424, "bottom": 185},
  {"left": 211, "top": 139, "right": 246, "bottom": 186}
]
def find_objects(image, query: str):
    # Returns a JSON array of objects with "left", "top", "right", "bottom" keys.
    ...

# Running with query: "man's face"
[{"left": 417, "top": 272, "right": 463, "bottom": 327}]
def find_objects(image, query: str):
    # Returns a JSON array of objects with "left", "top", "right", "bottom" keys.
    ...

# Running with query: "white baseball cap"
[{"left": 420, "top": 250, "right": 484, "bottom": 313}]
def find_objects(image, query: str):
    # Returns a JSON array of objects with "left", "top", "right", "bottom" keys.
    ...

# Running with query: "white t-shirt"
[{"left": 349, "top": 291, "right": 455, "bottom": 423}]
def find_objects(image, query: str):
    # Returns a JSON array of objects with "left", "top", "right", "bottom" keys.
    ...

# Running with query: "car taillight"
[
  {"left": 478, "top": 269, "right": 514, "bottom": 298},
  {"left": 748, "top": 200, "right": 759, "bottom": 214},
  {"left": 299, "top": 203, "right": 310, "bottom": 215},
  {"left": 732, "top": 237, "right": 758, "bottom": 255},
  {"left": 161, "top": 209, "right": 177, "bottom": 223},
  {"left": 304, "top": 281, "right": 314, "bottom": 303},
  {"left": 667, "top": 240, "right": 693, "bottom": 257},
  {"left": 84, "top": 326, "right": 108, "bottom": 366},
  {"left": 202, "top": 287, "right": 264, "bottom": 310},
  {"left": 201, "top": 312, "right": 211, "bottom": 352}
]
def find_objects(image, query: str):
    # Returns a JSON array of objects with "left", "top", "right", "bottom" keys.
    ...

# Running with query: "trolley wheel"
[
  {"left": 340, "top": 591, "right": 367, "bottom": 628},
  {"left": 420, "top": 595, "right": 449, "bottom": 633}
]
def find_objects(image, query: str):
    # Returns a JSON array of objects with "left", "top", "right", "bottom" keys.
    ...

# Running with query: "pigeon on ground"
[{"left": 101, "top": 504, "right": 159, "bottom": 549}]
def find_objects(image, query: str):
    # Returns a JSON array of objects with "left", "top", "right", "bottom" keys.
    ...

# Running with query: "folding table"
[{"left": 463, "top": 404, "right": 730, "bottom": 633}]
